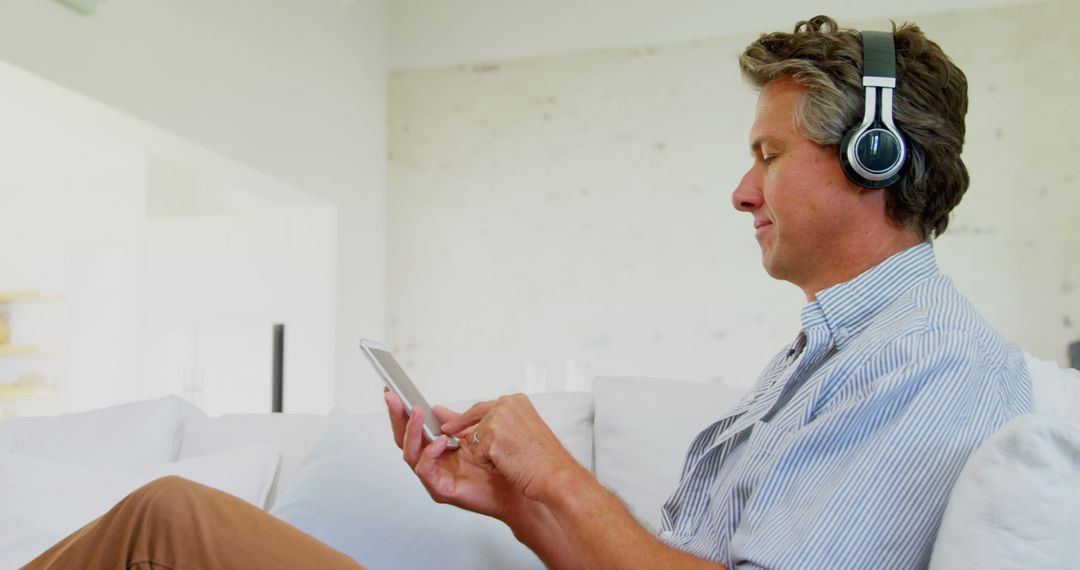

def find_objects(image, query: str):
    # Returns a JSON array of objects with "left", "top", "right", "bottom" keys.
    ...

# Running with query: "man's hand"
[
  {"left": 384, "top": 388, "right": 525, "bottom": 521},
  {"left": 441, "top": 393, "right": 725, "bottom": 570},
  {"left": 385, "top": 389, "right": 585, "bottom": 570},
  {"left": 385, "top": 388, "right": 721, "bottom": 570},
  {"left": 441, "top": 393, "right": 586, "bottom": 503}
]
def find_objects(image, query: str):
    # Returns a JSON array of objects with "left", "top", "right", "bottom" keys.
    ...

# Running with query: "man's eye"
[{"left": 761, "top": 154, "right": 777, "bottom": 164}]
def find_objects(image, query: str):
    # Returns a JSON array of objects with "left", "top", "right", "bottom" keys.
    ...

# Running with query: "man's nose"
[{"left": 732, "top": 167, "right": 763, "bottom": 212}]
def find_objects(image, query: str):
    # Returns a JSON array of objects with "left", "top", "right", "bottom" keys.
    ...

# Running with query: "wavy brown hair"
[{"left": 739, "top": 15, "right": 968, "bottom": 240}]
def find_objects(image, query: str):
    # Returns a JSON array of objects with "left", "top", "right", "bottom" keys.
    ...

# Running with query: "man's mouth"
[{"left": 754, "top": 220, "right": 772, "bottom": 230}]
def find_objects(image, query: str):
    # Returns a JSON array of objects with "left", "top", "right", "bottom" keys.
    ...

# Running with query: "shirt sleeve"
[{"left": 727, "top": 328, "right": 1019, "bottom": 570}]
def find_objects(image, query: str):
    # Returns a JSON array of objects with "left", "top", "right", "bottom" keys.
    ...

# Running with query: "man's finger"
[
  {"left": 403, "top": 407, "right": 425, "bottom": 466},
  {"left": 441, "top": 400, "right": 495, "bottom": 434},
  {"left": 414, "top": 435, "right": 449, "bottom": 486},
  {"left": 431, "top": 405, "right": 461, "bottom": 424},
  {"left": 457, "top": 424, "right": 494, "bottom": 468},
  {"left": 385, "top": 389, "right": 407, "bottom": 448}
]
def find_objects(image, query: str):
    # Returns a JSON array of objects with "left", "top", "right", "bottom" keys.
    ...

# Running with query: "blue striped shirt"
[{"left": 659, "top": 243, "right": 1032, "bottom": 569}]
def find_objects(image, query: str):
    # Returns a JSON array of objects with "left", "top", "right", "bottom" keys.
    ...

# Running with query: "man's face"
[{"left": 731, "top": 77, "right": 867, "bottom": 296}]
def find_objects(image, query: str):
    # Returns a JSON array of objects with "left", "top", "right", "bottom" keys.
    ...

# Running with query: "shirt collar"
[{"left": 798, "top": 242, "right": 939, "bottom": 346}]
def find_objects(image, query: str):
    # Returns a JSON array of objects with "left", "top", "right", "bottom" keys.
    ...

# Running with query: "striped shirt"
[{"left": 659, "top": 242, "right": 1032, "bottom": 569}]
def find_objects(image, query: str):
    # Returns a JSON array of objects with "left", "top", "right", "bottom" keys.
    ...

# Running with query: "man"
[
  {"left": 388, "top": 15, "right": 1031, "bottom": 569},
  {"left": 27, "top": 15, "right": 1030, "bottom": 570}
]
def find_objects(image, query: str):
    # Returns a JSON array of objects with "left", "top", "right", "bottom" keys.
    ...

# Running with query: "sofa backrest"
[
  {"left": 592, "top": 377, "right": 749, "bottom": 530},
  {"left": 178, "top": 390, "right": 597, "bottom": 508},
  {"left": 0, "top": 396, "right": 199, "bottom": 470}
]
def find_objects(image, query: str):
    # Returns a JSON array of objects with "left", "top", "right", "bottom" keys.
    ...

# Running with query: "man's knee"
[{"left": 126, "top": 475, "right": 214, "bottom": 516}]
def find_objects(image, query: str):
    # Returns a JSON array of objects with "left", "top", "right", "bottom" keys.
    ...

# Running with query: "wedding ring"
[{"left": 471, "top": 431, "right": 481, "bottom": 445}]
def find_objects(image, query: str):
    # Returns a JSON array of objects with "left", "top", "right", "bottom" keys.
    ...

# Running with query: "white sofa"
[{"left": 1, "top": 355, "right": 1077, "bottom": 569}]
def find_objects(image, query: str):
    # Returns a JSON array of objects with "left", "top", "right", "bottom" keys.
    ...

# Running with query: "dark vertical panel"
[{"left": 273, "top": 324, "right": 284, "bottom": 413}]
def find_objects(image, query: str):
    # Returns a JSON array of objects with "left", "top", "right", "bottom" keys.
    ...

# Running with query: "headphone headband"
[{"left": 861, "top": 31, "right": 897, "bottom": 87}]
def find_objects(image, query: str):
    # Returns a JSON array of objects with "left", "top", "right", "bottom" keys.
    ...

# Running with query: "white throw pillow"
[
  {"left": 8, "top": 396, "right": 201, "bottom": 470},
  {"left": 178, "top": 412, "right": 329, "bottom": 505},
  {"left": 592, "top": 377, "right": 750, "bottom": 530},
  {"left": 271, "top": 393, "right": 593, "bottom": 569},
  {"left": 0, "top": 444, "right": 279, "bottom": 569},
  {"left": 928, "top": 354, "right": 1080, "bottom": 569},
  {"left": 929, "top": 414, "right": 1080, "bottom": 569}
]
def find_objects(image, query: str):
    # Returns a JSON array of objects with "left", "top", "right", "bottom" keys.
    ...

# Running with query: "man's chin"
[
  {"left": 762, "top": 264, "right": 784, "bottom": 281},
  {"left": 759, "top": 254, "right": 778, "bottom": 279},
  {"left": 759, "top": 251, "right": 787, "bottom": 281}
]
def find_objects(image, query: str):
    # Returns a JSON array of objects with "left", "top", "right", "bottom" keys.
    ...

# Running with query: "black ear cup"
[{"left": 840, "top": 126, "right": 904, "bottom": 189}]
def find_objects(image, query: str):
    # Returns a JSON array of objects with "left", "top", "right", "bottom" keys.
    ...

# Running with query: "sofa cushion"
[
  {"left": 3, "top": 396, "right": 200, "bottom": 470},
  {"left": 0, "top": 422, "right": 16, "bottom": 455},
  {"left": 592, "top": 377, "right": 750, "bottom": 531},
  {"left": 0, "top": 445, "right": 279, "bottom": 569},
  {"left": 270, "top": 391, "right": 593, "bottom": 569},
  {"left": 178, "top": 412, "right": 328, "bottom": 505},
  {"left": 929, "top": 414, "right": 1080, "bottom": 569}
]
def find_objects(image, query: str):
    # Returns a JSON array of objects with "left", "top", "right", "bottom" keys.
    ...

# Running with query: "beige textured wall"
[{"left": 388, "top": 2, "right": 1079, "bottom": 404}]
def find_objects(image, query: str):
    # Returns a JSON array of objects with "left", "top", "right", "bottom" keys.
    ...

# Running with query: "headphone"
[{"left": 839, "top": 31, "right": 907, "bottom": 189}]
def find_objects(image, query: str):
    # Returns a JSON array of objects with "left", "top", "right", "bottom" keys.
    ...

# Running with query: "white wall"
[
  {"left": 4, "top": 0, "right": 1073, "bottom": 415},
  {"left": 387, "top": 1, "right": 1080, "bottom": 405},
  {"left": 934, "top": 3, "right": 1080, "bottom": 365},
  {"left": 0, "top": 0, "right": 388, "bottom": 411},
  {"left": 388, "top": 0, "right": 1047, "bottom": 69},
  {"left": 139, "top": 206, "right": 337, "bottom": 414},
  {"left": 0, "top": 87, "right": 147, "bottom": 415},
  {"left": 0, "top": 59, "right": 338, "bottom": 416}
]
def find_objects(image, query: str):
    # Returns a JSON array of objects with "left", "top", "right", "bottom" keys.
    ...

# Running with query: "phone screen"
[{"left": 366, "top": 345, "right": 456, "bottom": 447}]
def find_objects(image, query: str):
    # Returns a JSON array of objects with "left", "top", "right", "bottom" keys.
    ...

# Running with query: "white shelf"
[
  {"left": 0, "top": 291, "right": 62, "bottom": 303},
  {"left": 0, "top": 384, "right": 58, "bottom": 400},
  {"left": 0, "top": 346, "right": 58, "bottom": 357}
]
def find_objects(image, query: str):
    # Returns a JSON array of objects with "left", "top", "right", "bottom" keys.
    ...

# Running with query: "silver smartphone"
[{"left": 360, "top": 339, "right": 460, "bottom": 450}]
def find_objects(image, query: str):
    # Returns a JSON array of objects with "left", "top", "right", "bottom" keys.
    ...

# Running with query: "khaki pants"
[{"left": 24, "top": 476, "right": 365, "bottom": 570}]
